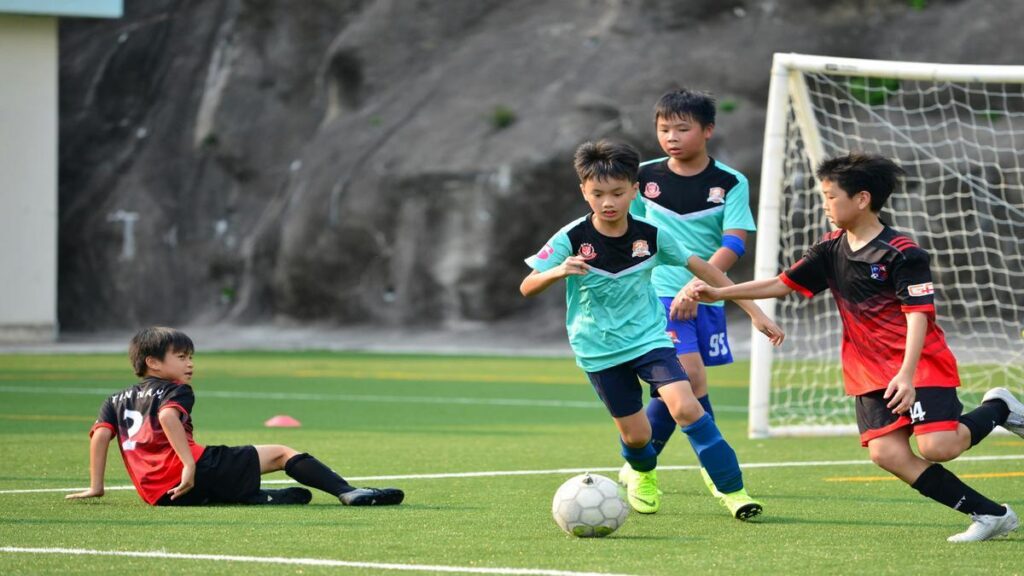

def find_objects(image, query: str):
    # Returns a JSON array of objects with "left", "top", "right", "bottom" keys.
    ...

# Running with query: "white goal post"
[{"left": 750, "top": 53, "right": 1024, "bottom": 438}]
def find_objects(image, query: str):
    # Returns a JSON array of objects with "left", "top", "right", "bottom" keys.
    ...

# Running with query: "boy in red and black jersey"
[
  {"left": 67, "top": 327, "right": 404, "bottom": 507},
  {"left": 688, "top": 152, "right": 1024, "bottom": 542},
  {"left": 782, "top": 225, "right": 960, "bottom": 404}
]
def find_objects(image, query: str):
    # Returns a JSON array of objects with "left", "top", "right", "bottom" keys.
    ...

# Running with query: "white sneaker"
[
  {"left": 982, "top": 388, "right": 1024, "bottom": 438},
  {"left": 617, "top": 462, "right": 634, "bottom": 486},
  {"left": 947, "top": 505, "right": 1019, "bottom": 542}
]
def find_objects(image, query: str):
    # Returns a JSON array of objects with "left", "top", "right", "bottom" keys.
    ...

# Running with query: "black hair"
[
  {"left": 815, "top": 152, "right": 906, "bottom": 212},
  {"left": 129, "top": 326, "right": 195, "bottom": 377},
  {"left": 573, "top": 139, "right": 640, "bottom": 184},
  {"left": 654, "top": 88, "right": 716, "bottom": 127}
]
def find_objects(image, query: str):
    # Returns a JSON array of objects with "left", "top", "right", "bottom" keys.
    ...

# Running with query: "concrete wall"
[{"left": 0, "top": 15, "right": 57, "bottom": 342}]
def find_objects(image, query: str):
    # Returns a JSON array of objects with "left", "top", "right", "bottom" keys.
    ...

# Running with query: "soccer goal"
[{"left": 750, "top": 53, "right": 1024, "bottom": 438}]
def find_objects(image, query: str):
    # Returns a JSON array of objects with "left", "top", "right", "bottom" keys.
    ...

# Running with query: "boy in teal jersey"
[
  {"left": 624, "top": 88, "right": 757, "bottom": 510},
  {"left": 521, "top": 139, "right": 783, "bottom": 518}
]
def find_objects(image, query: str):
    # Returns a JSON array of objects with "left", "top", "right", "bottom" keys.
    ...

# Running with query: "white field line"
[
  {"left": 0, "top": 384, "right": 747, "bottom": 412},
  {"left": 5, "top": 454, "right": 1023, "bottom": 495},
  {"left": 0, "top": 547, "right": 636, "bottom": 576}
]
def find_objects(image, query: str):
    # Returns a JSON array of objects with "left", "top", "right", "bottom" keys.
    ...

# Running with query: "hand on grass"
[{"left": 65, "top": 487, "right": 104, "bottom": 500}]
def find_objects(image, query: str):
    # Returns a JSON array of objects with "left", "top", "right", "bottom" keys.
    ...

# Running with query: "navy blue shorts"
[
  {"left": 586, "top": 347, "right": 689, "bottom": 418},
  {"left": 659, "top": 297, "right": 734, "bottom": 365}
]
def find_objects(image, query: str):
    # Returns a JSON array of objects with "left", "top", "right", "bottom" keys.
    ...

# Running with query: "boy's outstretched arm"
[
  {"left": 679, "top": 257, "right": 787, "bottom": 346},
  {"left": 158, "top": 407, "right": 196, "bottom": 500},
  {"left": 66, "top": 426, "right": 114, "bottom": 499},
  {"left": 688, "top": 276, "right": 794, "bottom": 303},
  {"left": 520, "top": 256, "right": 589, "bottom": 297}
]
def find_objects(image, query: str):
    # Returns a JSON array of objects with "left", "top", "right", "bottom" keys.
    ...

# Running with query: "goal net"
[{"left": 750, "top": 53, "right": 1024, "bottom": 438}]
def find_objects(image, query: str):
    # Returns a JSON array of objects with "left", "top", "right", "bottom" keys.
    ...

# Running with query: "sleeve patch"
[
  {"left": 907, "top": 282, "right": 934, "bottom": 297},
  {"left": 535, "top": 244, "right": 554, "bottom": 260}
]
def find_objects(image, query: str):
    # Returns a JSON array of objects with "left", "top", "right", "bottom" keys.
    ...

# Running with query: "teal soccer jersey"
[
  {"left": 525, "top": 213, "right": 693, "bottom": 372},
  {"left": 630, "top": 157, "right": 756, "bottom": 302}
]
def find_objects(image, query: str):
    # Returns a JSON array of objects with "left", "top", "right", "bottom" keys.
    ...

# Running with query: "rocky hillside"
[{"left": 58, "top": 0, "right": 1023, "bottom": 330}]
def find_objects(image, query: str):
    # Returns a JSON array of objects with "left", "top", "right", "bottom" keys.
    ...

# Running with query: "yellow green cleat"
[
  {"left": 699, "top": 467, "right": 724, "bottom": 499},
  {"left": 719, "top": 487, "right": 763, "bottom": 520},
  {"left": 626, "top": 469, "right": 661, "bottom": 514}
]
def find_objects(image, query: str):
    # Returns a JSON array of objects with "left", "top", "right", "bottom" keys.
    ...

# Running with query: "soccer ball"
[{"left": 551, "top": 473, "right": 629, "bottom": 537}]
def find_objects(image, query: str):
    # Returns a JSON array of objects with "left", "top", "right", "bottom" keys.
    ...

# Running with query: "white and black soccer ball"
[{"left": 551, "top": 473, "right": 629, "bottom": 537}]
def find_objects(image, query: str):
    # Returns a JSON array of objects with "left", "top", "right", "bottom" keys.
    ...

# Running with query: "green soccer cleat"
[
  {"left": 699, "top": 467, "right": 724, "bottom": 499},
  {"left": 719, "top": 488, "right": 763, "bottom": 521},
  {"left": 626, "top": 469, "right": 661, "bottom": 514},
  {"left": 620, "top": 462, "right": 664, "bottom": 494}
]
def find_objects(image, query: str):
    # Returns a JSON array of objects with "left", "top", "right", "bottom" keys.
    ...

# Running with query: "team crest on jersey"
[
  {"left": 707, "top": 187, "right": 725, "bottom": 204},
  {"left": 870, "top": 263, "right": 888, "bottom": 281},
  {"left": 631, "top": 240, "right": 651, "bottom": 258},
  {"left": 908, "top": 282, "right": 934, "bottom": 297},
  {"left": 578, "top": 243, "right": 597, "bottom": 261},
  {"left": 536, "top": 244, "right": 554, "bottom": 260},
  {"left": 644, "top": 182, "right": 661, "bottom": 199}
]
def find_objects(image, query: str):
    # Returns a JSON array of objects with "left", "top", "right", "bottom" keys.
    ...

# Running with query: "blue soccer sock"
[
  {"left": 684, "top": 395, "right": 717, "bottom": 457},
  {"left": 697, "top": 394, "right": 715, "bottom": 421},
  {"left": 645, "top": 398, "right": 677, "bottom": 456},
  {"left": 681, "top": 413, "right": 743, "bottom": 493},
  {"left": 620, "top": 438, "right": 657, "bottom": 472}
]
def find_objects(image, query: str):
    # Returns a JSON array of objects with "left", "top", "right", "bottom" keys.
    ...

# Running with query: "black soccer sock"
[
  {"left": 284, "top": 453, "right": 354, "bottom": 496},
  {"left": 910, "top": 463, "right": 1005, "bottom": 517},
  {"left": 959, "top": 401, "right": 1010, "bottom": 446}
]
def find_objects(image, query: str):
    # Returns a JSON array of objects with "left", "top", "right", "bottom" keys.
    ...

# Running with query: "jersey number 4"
[{"left": 909, "top": 402, "right": 927, "bottom": 423}]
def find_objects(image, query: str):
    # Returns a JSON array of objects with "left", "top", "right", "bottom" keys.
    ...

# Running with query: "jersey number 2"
[{"left": 122, "top": 409, "right": 143, "bottom": 450}]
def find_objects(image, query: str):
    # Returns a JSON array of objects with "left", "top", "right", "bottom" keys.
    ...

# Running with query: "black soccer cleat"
[
  {"left": 339, "top": 487, "right": 405, "bottom": 506},
  {"left": 249, "top": 487, "right": 313, "bottom": 505}
]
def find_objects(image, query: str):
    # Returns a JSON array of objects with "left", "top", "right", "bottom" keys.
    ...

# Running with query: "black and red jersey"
[
  {"left": 91, "top": 377, "right": 206, "bottom": 504},
  {"left": 780, "top": 226, "right": 960, "bottom": 396}
]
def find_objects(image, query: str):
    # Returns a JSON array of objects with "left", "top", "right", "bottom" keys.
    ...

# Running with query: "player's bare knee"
[
  {"left": 869, "top": 446, "right": 904, "bottom": 472},
  {"left": 670, "top": 404, "right": 704, "bottom": 427},
  {"left": 917, "top": 443, "right": 958, "bottom": 462},
  {"left": 620, "top": 432, "right": 650, "bottom": 448}
]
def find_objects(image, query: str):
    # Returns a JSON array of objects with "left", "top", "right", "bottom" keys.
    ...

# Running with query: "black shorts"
[
  {"left": 586, "top": 347, "right": 689, "bottom": 418},
  {"left": 856, "top": 387, "right": 963, "bottom": 447},
  {"left": 156, "top": 445, "right": 262, "bottom": 506}
]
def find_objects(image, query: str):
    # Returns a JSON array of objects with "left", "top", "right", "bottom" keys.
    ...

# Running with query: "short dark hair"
[
  {"left": 573, "top": 140, "right": 640, "bottom": 184},
  {"left": 129, "top": 327, "right": 194, "bottom": 377},
  {"left": 654, "top": 88, "right": 716, "bottom": 127},
  {"left": 815, "top": 152, "right": 906, "bottom": 212}
]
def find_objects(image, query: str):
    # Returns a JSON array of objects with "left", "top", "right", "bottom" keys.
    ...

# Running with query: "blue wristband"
[{"left": 721, "top": 234, "right": 746, "bottom": 258}]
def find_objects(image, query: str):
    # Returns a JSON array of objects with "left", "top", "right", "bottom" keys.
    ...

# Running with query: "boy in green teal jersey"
[
  {"left": 521, "top": 139, "right": 783, "bottom": 518},
  {"left": 626, "top": 88, "right": 758, "bottom": 510}
]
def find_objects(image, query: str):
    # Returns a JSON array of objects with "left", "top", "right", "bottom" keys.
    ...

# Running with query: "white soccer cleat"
[
  {"left": 947, "top": 505, "right": 1019, "bottom": 542},
  {"left": 982, "top": 387, "right": 1024, "bottom": 438},
  {"left": 617, "top": 462, "right": 635, "bottom": 487}
]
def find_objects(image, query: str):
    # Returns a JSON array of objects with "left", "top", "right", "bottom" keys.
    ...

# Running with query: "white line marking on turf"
[
  {"left": 0, "top": 384, "right": 745, "bottom": 413},
  {"left": 0, "top": 547, "right": 636, "bottom": 576},
  {"left": 6, "top": 454, "right": 1023, "bottom": 495}
]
